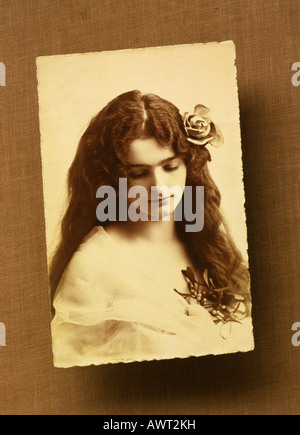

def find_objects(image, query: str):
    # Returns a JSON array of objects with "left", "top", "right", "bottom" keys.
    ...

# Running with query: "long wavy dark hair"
[{"left": 49, "top": 90, "right": 250, "bottom": 312}]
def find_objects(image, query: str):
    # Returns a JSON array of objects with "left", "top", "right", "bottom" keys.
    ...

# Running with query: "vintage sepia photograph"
[{"left": 37, "top": 42, "right": 254, "bottom": 367}]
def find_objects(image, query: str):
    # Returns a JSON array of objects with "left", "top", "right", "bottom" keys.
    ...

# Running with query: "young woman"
[{"left": 50, "top": 90, "right": 253, "bottom": 367}]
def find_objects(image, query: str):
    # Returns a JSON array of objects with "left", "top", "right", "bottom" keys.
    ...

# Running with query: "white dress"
[{"left": 51, "top": 226, "right": 254, "bottom": 367}]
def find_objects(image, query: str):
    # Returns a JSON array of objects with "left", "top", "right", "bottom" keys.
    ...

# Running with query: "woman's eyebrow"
[{"left": 127, "top": 156, "right": 177, "bottom": 168}]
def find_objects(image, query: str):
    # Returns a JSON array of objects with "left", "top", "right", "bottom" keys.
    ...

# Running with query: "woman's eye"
[
  {"left": 163, "top": 165, "right": 179, "bottom": 172},
  {"left": 128, "top": 171, "right": 148, "bottom": 179}
]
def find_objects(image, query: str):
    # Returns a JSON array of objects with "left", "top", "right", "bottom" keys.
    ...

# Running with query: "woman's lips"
[{"left": 149, "top": 195, "right": 173, "bottom": 203}]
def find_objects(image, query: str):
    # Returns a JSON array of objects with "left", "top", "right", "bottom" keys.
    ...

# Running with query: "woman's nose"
[{"left": 151, "top": 168, "right": 167, "bottom": 188}]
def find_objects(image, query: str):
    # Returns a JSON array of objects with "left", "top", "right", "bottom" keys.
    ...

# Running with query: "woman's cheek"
[
  {"left": 127, "top": 178, "right": 147, "bottom": 189},
  {"left": 173, "top": 165, "right": 187, "bottom": 188}
]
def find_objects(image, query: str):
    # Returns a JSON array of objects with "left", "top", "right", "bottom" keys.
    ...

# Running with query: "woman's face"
[{"left": 126, "top": 137, "right": 187, "bottom": 220}]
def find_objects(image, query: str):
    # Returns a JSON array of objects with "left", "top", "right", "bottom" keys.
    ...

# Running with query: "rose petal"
[
  {"left": 183, "top": 113, "right": 191, "bottom": 125},
  {"left": 187, "top": 137, "right": 213, "bottom": 146},
  {"left": 186, "top": 126, "right": 208, "bottom": 138},
  {"left": 195, "top": 123, "right": 211, "bottom": 138},
  {"left": 189, "top": 115, "right": 207, "bottom": 125},
  {"left": 186, "top": 127, "right": 200, "bottom": 135},
  {"left": 194, "top": 104, "right": 211, "bottom": 117},
  {"left": 200, "top": 136, "right": 214, "bottom": 144},
  {"left": 189, "top": 130, "right": 214, "bottom": 145},
  {"left": 209, "top": 124, "right": 224, "bottom": 148}
]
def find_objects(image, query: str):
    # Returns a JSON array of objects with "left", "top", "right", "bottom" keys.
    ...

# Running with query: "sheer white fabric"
[{"left": 51, "top": 226, "right": 254, "bottom": 367}]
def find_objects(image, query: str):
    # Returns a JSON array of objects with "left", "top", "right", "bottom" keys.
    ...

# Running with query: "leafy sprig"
[{"left": 174, "top": 267, "right": 246, "bottom": 325}]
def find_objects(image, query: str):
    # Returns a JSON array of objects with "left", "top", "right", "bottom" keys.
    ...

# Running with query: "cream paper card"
[{"left": 37, "top": 42, "right": 254, "bottom": 367}]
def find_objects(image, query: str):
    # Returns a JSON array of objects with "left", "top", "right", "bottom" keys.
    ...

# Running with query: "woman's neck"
[{"left": 106, "top": 218, "right": 178, "bottom": 244}]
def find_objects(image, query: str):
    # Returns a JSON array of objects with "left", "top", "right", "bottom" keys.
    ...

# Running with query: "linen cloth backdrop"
[{"left": 0, "top": 0, "right": 300, "bottom": 415}]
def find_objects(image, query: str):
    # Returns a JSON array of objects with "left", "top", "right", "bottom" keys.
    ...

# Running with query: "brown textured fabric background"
[{"left": 0, "top": 0, "right": 300, "bottom": 415}]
